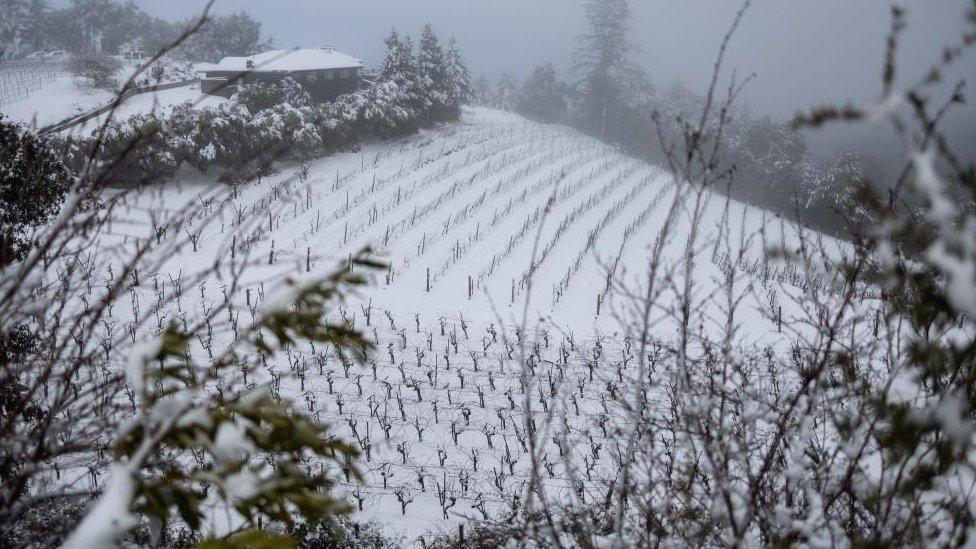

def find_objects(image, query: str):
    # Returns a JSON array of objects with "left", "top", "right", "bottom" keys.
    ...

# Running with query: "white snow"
[
  {"left": 2, "top": 74, "right": 114, "bottom": 128},
  {"left": 125, "top": 337, "right": 162, "bottom": 395},
  {"left": 224, "top": 468, "right": 262, "bottom": 503},
  {"left": 212, "top": 419, "right": 255, "bottom": 465},
  {"left": 203, "top": 48, "right": 363, "bottom": 73},
  {"left": 61, "top": 464, "right": 138, "bottom": 549},
  {"left": 55, "top": 104, "right": 862, "bottom": 542}
]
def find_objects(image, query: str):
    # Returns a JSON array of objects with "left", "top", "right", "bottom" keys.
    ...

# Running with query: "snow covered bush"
[
  {"left": 0, "top": 116, "right": 72, "bottom": 265},
  {"left": 291, "top": 517, "right": 392, "bottom": 548},
  {"left": 256, "top": 104, "right": 324, "bottom": 161},
  {"left": 232, "top": 76, "right": 313, "bottom": 114},
  {"left": 98, "top": 113, "right": 180, "bottom": 184},
  {"left": 70, "top": 54, "right": 123, "bottom": 90},
  {"left": 165, "top": 102, "right": 207, "bottom": 170}
]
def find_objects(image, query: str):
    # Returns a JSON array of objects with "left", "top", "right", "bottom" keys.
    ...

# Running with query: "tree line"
[
  {"left": 475, "top": 0, "right": 881, "bottom": 240},
  {"left": 1, "top": 0, "right": 266, "bottom": 62}
]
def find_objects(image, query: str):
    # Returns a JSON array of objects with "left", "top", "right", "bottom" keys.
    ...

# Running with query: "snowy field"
[
  {"left": 11, "top": 69, "right": 859, "bottom": 539},
  {"left": 65, "top": 102, "right": 859, "bottom": 542},
  {"left": 3, "top": 59, "right": 219, "bottom": 130},
  {"left": 2, "top": 72, "right": 115, "bottom": 128}
]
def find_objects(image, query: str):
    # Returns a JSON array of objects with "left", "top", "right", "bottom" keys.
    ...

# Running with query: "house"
[
  {"left": 199, "top": 47, "right": 363, "bottom": 103},
  {"left": 118, "top": 44, "right": 146, "bottom": 62}
]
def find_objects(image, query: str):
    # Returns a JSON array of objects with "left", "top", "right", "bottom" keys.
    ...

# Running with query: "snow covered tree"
[
  {"left": 417, "top": 24, "right": 450, "bottom": 120},
  {"left": 69, "top": 0, "right": 121, "bottom": 53},
  {"left": 444, "top": 37, "right": 473, "bottom": 117},
  {"left": 175, "top": 11, "right": 268, "bottom": 62},
  {"left": 377, "top": 30, "right": 425, "bottom": 126},
  {"left": 574, "top": 0, "right": 646, "bottom": 141},
  {"left": 0, "top": 0, "right": 51, "bottom": 59},
  {"left": 0, "top": 117, "right": 71, "bottom": 266},
  {"left": 491, "top": 73, "right": 519, "bottom": 111},
  {"left": 516, "top": 64, "right": 568, "bottom": 123},
  {"left": 472, "top": 75, "right": 492, "bottom": 106}
]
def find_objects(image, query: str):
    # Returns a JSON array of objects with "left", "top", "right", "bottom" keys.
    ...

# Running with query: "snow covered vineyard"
[
  {"left": 83, "top": 106, "right": 857, "bottom": 540},
  {"left": 106, "top": 108, "right": 852, "bottom": 335}
]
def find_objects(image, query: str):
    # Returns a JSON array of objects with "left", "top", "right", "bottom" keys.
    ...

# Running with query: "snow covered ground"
[
  {"left": 3, "top": 60, "right": 222, "bottom": 131},
  {"left": 59, "top": 81, "right": 227, "bottom": 135},
  {"left": 2, "top": 73, "right": 115, "bottom": 128},
  {"left": 12, "top": 91, "right": 859, "bottom": 542},
  {"left": 67, "top": 106, "right": 859, "bottom": 542},
  {"left": 108, "top": 107, "right": 850, "bottom": 339}
]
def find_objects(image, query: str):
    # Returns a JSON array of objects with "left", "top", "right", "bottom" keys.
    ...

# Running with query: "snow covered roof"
[{"left": 205, "top": 48, "right": 363, "bottom": 73}]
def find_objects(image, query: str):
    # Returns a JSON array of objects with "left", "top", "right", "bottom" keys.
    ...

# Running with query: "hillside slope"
[
  {"left": 93, "top": 106, "right": 854, "bottom": 540},
  {"left": 116, "top": 107, "right": 847, "bottom": 341}
]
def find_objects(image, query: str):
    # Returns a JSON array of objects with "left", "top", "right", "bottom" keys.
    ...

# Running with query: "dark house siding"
[{"left": 202, "top": 68, "right": 361, "bottom": 103}]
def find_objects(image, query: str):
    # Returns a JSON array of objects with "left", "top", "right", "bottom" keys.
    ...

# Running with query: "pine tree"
[
  {"left": 378, "top": 29, "right": 426, "bottom": 123},
  {"left": 574, "top": 0, "right": 643, "bottom": 140},
  {"left": 444, "top": 37, "right": 473, "bottom": 116},
  {"left": 517, "top": 64, "right": 568, "bottom": 123},
  {"left": 492, "top": 73, "right": 518, "bottom": 111},
  {"left": 473, "top": 75, "right": 492, "bottom": 106},
  {"left": 417, "top": 24, "right": 449, "bottom": 120}
]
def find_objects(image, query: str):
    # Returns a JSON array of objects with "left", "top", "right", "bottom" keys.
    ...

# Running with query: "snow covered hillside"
[
  {"left": 116, "top": 106, "right": 849, "bottom": 337},
  {"left": 88, "top": 106, "right": 853, "bottom": 541}
]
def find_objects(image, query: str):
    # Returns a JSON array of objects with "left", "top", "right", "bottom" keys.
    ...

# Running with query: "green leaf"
[{"left": 197, "top": 529, "right": 297, "bottom": 549}]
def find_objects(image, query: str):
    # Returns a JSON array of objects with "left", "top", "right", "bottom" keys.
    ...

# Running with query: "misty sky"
[{"left": 113, "top": 0, "right": 975, "bottom": 121}]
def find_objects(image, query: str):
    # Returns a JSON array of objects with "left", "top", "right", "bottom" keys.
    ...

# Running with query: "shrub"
[
  {"left": 232, "top": 77, "right": 312, "bottom": 114},
  {"left": 0, "top": 495, "right": 89, "bottom": 548},
  {"left": 97, "top": 113, "right": 179, "bottom": 185},
  {"left": 292, "top": 518, "right": 393, "bottom": 549},
  {"left": 0, "top": 117, "right": 72, "bottom": 265},
  {"left": 70, "top": 55, "right": 122, "bottom": 90}
]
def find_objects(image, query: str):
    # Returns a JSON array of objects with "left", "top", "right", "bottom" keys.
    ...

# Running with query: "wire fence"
[{"left": 0, "top": 60, "right": 68, "bottom": 107}]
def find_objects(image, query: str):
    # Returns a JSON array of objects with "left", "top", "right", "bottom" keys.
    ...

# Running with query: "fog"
[
  {"left": 113, "top": 0, "right": 975, "bottom": 119},
  {"left": 45, "top": 0, "right": 974, "bottom": 170}
]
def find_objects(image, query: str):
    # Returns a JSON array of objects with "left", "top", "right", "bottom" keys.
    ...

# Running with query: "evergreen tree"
[
  {"left": 574, "top": 0, "right": 644, "bottom": 140},
  {"left": 0, "top": 117, "right": 71, "bottom": 266},
  {"left": 176, "top": 11, "right": 267, "bottom": 62},
  {"left": 378, "top": 30, "right": 426, "bottom": 122},
  {"left": 0, "top": 0, "right": 27, "bottom": 58},
  {"left": 417, "top": 24, "right": 449, "bottom": 120},
  {"left": 516, "top": 64, "right": 568, "bottom": 123},
  {"left": 492, "top": 73, "right": 519, "bottom": 111},
  {"left": 473, "top": 75, "right": 492, "bottom": 106},
  {"left": 444, "top": 37, "right": 473, "bottom": 116}
]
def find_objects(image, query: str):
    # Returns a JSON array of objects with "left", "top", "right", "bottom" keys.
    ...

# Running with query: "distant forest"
[
  {"left": 1, "top": 0, "right": 267, "bottom": 62},
  {"left": 473, "top": 0, "right": 976, "bottom": 240}
]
